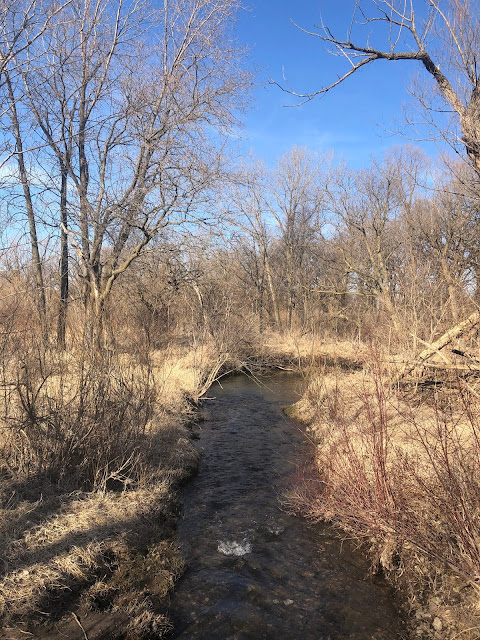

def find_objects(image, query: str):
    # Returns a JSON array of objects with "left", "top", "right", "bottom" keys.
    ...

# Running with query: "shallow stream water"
[{"left": 168, "top": 372, "right": 404, "bottom": 640}]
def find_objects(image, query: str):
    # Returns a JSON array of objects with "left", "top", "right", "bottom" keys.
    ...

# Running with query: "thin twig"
[{"left": 71, "top": 613, "right": 89, "bottom": 640}]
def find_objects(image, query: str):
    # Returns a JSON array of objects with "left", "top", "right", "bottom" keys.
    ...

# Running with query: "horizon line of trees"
[
  {"left": 5, "top": 140, "right": 473, "bottom": 354},
  {"left": 2, "top": 0, "right": 480, "bottom": 357}
]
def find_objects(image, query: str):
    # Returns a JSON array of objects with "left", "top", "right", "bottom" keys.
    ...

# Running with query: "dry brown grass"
[
  {"left": 0, "top": 319, "right": 285, "bottom": 637},
  {"left": 0, "top": 330, "right": 366, "bottom": 636},
  {"left": 0, "top": 342, "right": 210, "bottom": 637},
  {"left": 288, "top": 347, "right": 480, "bottom": 640},
  {"left": 263, "top": 330, "right": 369, "bottom": 366},
  {"left": 151, "top": 342, "right": 222, "bottom": 406},
  {"left": 0, "top": 422, "right": 198, "bottom": 632}
]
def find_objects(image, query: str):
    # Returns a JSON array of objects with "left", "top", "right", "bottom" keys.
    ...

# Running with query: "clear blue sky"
[{"left": 235, "top": 0, "right": 440, "bottom": 167}]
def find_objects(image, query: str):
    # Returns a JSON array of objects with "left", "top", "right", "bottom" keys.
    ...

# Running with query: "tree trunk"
[
  {"left": 257, "top": 273, "right": 265, "bottom": 334},
  {"left": 285, "top": 246, "right": 295, "bottom": 331},
  {"left": 57, "top": 163, "right": 69, "bottom": 349},
  {"left": 5, "top": 70, "right": 47, "bottom": 342},
  {"left": 440, "top": 253, "right": 459, "bottom": 323},
  {"left": 85, "top": 284, "right": 112, "bottom": 356},
  {"left": 264, "top": 254, "right": 282, "bottom": 330},
  {"left": 78, "top": 82, "right": 90, "bottom": 306}
]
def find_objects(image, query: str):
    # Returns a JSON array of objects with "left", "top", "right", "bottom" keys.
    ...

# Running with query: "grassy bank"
[
  {"left": 287, "top": 343, "right": 480, "bottom": 640},
  {"left": 0, "top": 343, "right": 225, "bottom": 639},
  {"left": 7, "top": 330, "right": 468, "bottom": 639}
]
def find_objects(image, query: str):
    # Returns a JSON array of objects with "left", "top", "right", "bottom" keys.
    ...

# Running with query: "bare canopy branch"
[{"left": 278, "top": 1, "right": 480, "bottom": 176}]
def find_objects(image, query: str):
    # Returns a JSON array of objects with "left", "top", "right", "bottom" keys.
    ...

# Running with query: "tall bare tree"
[
  {"left": 283, "top": 0, "right": 480, "bottom": 367},
  {"left": 268, "top": 146, "right": 329, "bottom": 330},
  {"left": 19, "top": 0, "right": 250, "bottom": 348},
  {"left": 0, "top": 0, "right": 72, "bottom": 341},
  {"left": 229, "top": 162, "right": 282, "bottom": 330},
  {"left": 285, "top": 1, "right": 480, "bottom": 175}
]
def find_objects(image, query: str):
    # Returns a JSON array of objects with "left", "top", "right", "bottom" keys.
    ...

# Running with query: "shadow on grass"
[{"left": 0, "top": 426, "right": 199, "bottom": 639}]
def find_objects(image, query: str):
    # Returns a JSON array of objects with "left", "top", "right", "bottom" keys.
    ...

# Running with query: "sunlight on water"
[{"left": 217, "top": 539, "right": 252, "bottom": 556}]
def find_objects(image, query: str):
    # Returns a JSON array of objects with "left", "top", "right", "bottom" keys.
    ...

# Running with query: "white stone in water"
[
  {"left": 217, "top": 540, "right": 252, "bottom": 556},
  {"left": 432, "top": 617, "right": 443, "bottom": 632}
]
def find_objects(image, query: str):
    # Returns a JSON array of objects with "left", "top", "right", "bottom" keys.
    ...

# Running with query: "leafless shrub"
[
  {"left": 296, "top": 364, "right": 480, "bottom": 625},
  {"left": 0, "top": 346, "right": 156, "bottom": 491}
]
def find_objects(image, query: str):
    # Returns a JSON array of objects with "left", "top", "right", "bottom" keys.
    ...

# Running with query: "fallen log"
[
  {"left": 451, "top": 348, "right": 480, "bottom": 363},
  {"left": 395, "top": 309, "right": 480, "bottom": 383},
  {"left": 421, "top": 362, "right": 480, "bottom": 372}
]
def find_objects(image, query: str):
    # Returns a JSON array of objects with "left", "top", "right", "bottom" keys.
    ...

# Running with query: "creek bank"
[
  {"left": 0, "top": 421, "right": 200, "bottom": 640},
  {"left": 0, "top": 336, "right": 421, "bottom": 639},
  {"left": 286, "top": 348, "right": 480, "bottom": 640},
  {"left": 0, "top": 345, "right": 213, "bottom": 640},
  {"left": 0, "top": 337, "right": 309, "bottom": 640}
]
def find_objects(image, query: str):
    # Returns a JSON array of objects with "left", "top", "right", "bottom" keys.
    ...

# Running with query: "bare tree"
[
  {"left": 330, "top": 157, "right": 402, "bottom": 333},
  {"left": 229, "top": 148, "right": 329, "bottom": 332},
  {"left": 0, "top": 0, "right": 72, "bottom": 341},
  {"left": 18, "top": 0, "right": 250, "bottom": 348},
  {"left": 16, "top": 0, "right": 146, "bottom": 347},
  {"left": 284, "top": 1, "right": 480, "bottom": 176},
  {"left": 3, "top": 66, "right": 47, "bottom": 340},
  {"left": 323, "top": 148, "right": 427, "bottom": 339},
  {"left": 267, "top": 146, "right": 329, "bottom": 330},
  {"left": 281, "top": 0, "right": 480, "bottom": 368},
  {"left": 228, "top": 161, "right": 282, "bottom": 330},
  {"left": 406, "top": 187, "right": 475, "bottom": 323}
]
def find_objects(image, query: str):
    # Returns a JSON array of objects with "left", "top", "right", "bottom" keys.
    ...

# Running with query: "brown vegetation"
[
  {"left": 0, "top": 335, "right": 206, "bottom": 637},
  {"left": 3, "top": 0, "right": 480, "bottom": 638},
  {"left": 287, "top": 350, "right": 480, "bottom": 639}
]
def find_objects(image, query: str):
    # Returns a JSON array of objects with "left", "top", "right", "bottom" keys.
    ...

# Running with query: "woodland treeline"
[
  {"left": 7, "top": 138, "right": 480, "bottom": 355},
  {"left": 2, "top": 0, "right": 480, "bottom": 491},
  {"left": 174, "top": 147, "right": 480, "bottom": 349},
  {"left": 1, "top": 0, "right": 479, "bottom": 360}
]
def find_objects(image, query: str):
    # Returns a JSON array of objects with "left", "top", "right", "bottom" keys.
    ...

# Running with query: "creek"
[{"left": 168, "top": 372, "right": 404, "bottom": 639}]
